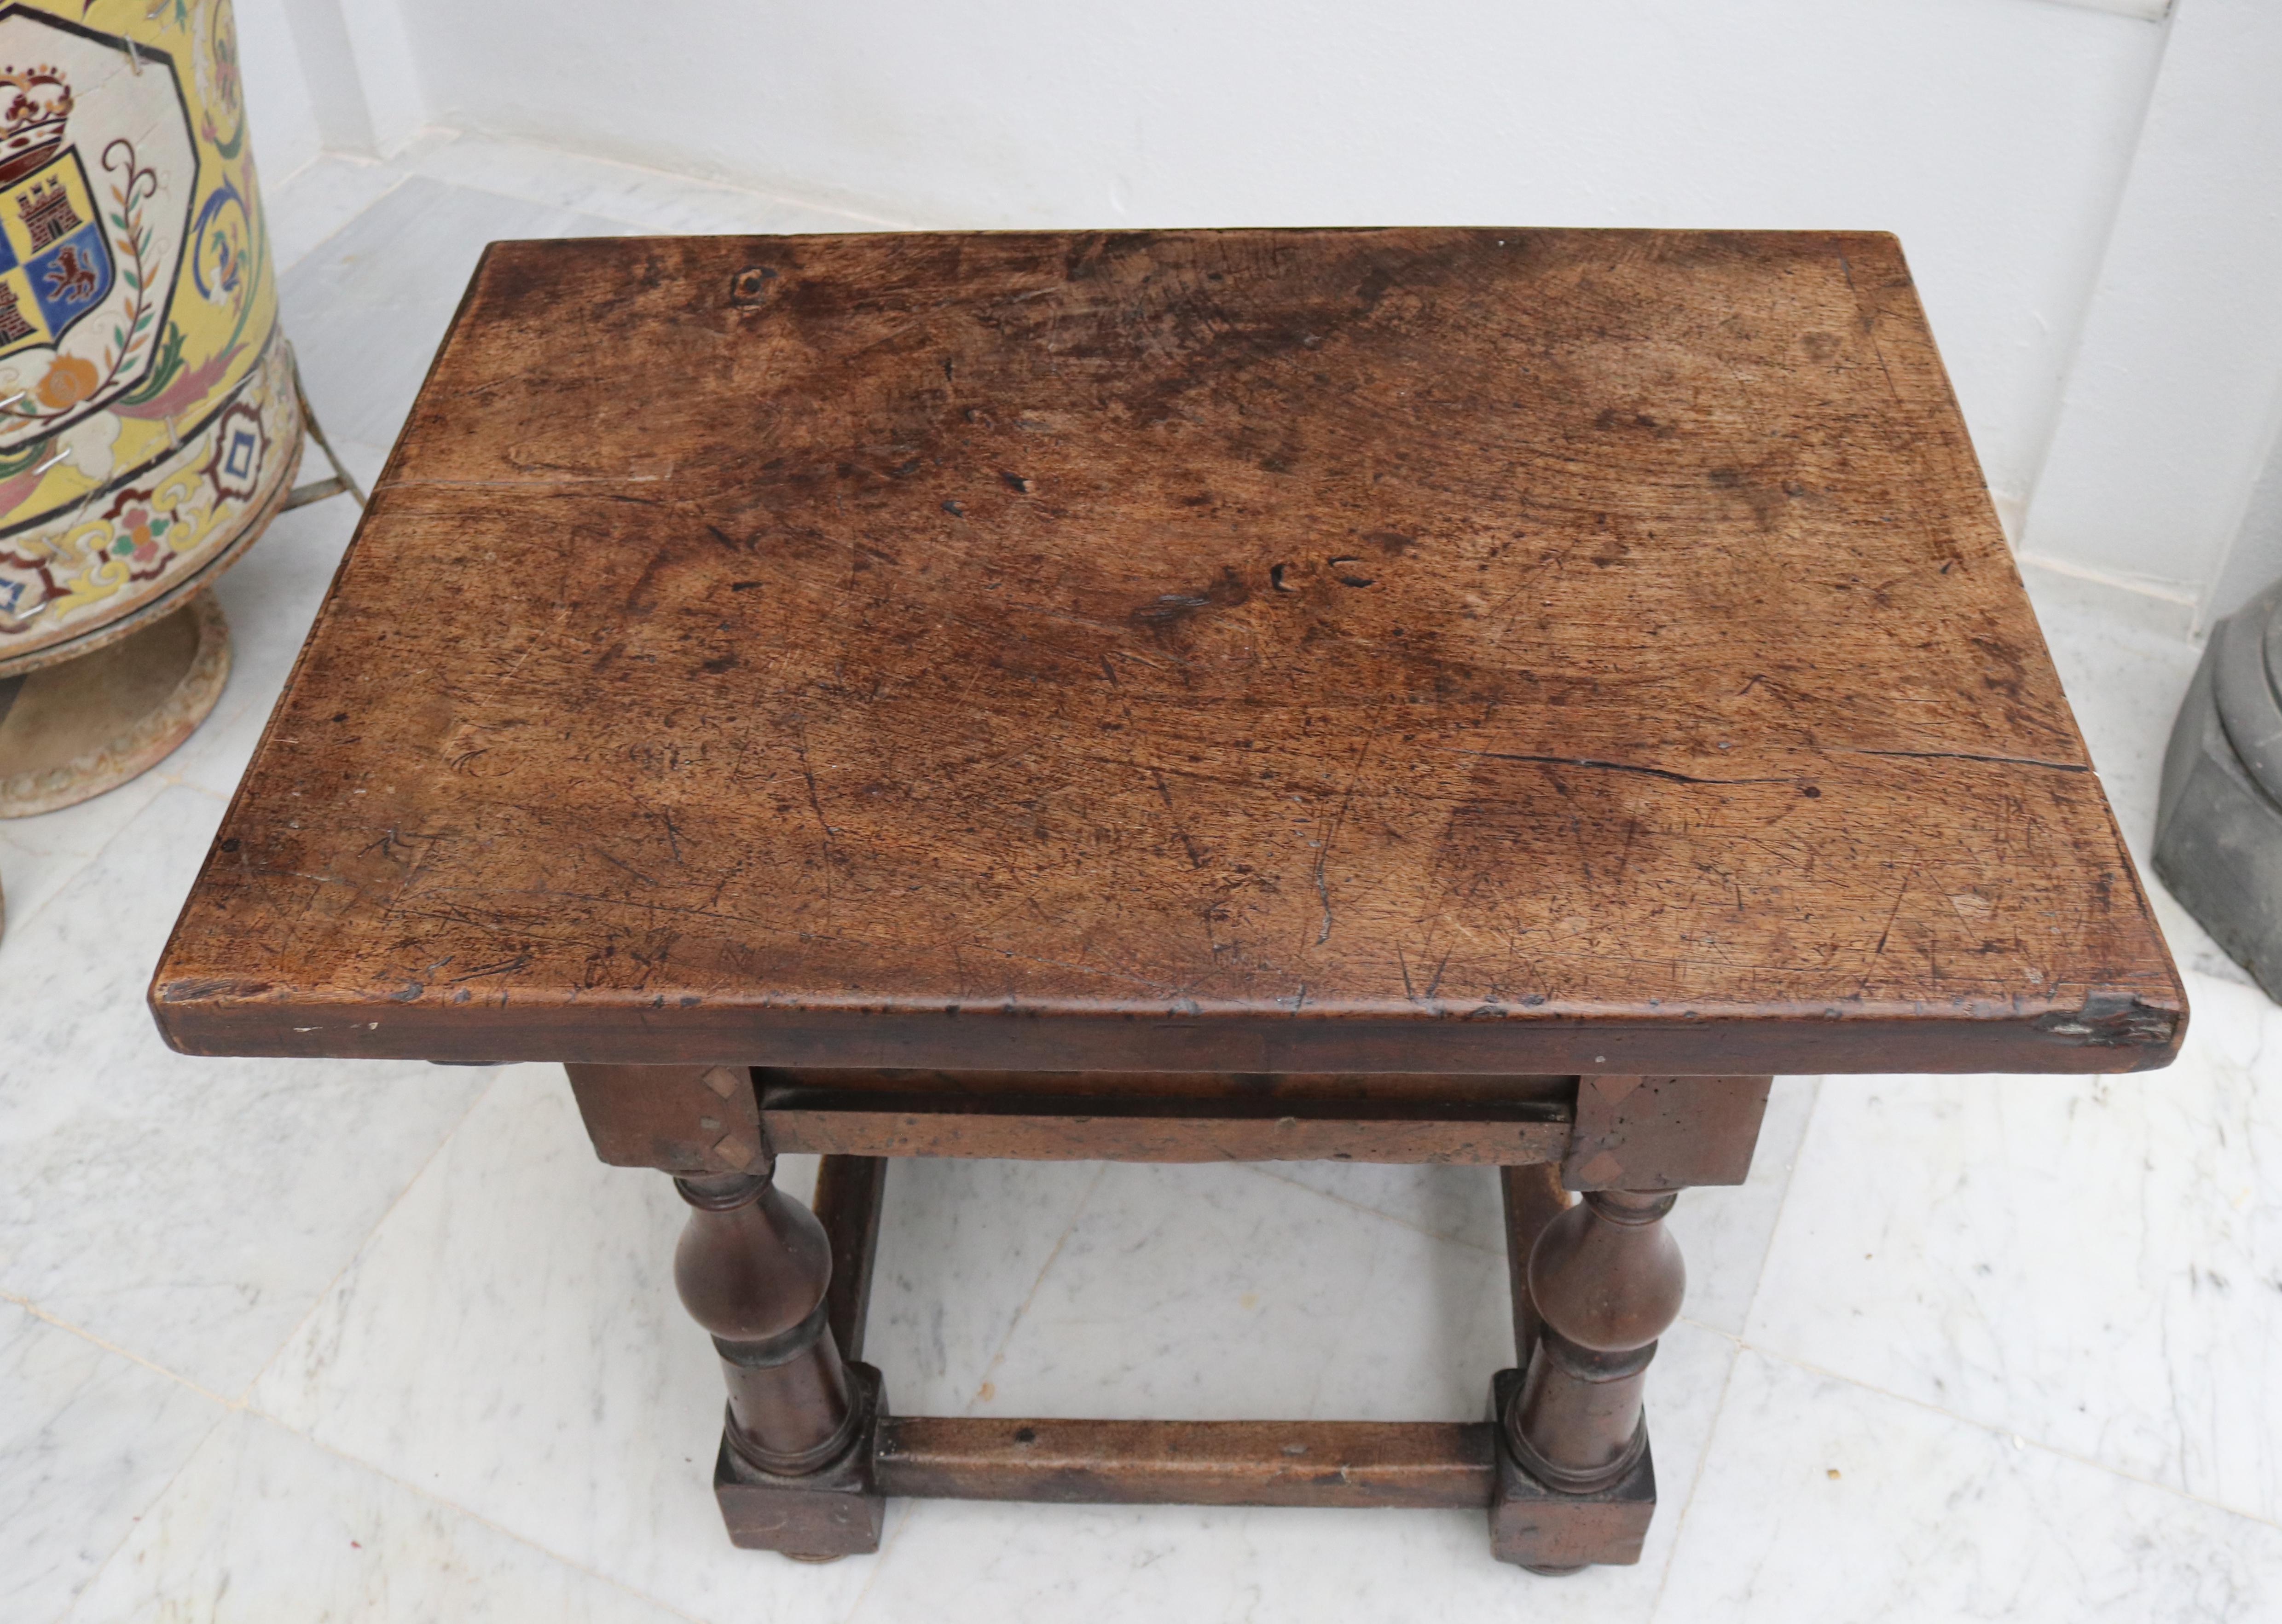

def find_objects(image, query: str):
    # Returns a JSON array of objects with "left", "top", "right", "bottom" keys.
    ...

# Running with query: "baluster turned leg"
[
  {"left": 674, "top": 1165, "right": 884, "bottom": 1558},
  {"left": 1489, "top": 1186, "right": 1684, "bottom": 1573}
]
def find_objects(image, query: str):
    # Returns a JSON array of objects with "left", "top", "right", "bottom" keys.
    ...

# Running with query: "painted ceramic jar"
[{"left": 0, "top": 0, "right": 296, "bottom": 677}]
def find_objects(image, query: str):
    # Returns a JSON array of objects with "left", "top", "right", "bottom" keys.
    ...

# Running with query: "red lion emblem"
[{"left": 42, "top": 244, "right": 96, "bottom": 304}]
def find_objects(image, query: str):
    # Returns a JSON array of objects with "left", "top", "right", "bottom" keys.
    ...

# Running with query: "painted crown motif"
[{"left": 0, "top": 66, "right": 70, "bottom": 163}]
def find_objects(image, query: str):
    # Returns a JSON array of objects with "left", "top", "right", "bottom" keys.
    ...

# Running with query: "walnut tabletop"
[{"left": 151, "top": 227, "right": 2184, "bottom": 1076}]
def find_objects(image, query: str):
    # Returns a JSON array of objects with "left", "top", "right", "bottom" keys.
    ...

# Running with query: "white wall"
[
  {"left": 235, "top": 0, "right": 426, "bottom": 166},
  {"left": 390, "top": 0, "right": 2167, "bottom": 524},
  {"left": 229, "top": 0, "right": 2282, "bottom": 622},
  {"left": 2018, "top": 0, "right": 2282, "bottom": 626},
  {"left": 235, "top": 0, "right": 322, "bottom": 189}
]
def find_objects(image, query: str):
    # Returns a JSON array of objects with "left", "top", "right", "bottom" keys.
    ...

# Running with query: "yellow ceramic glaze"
[{"left": 0, "top": 0, "right": 296, "bottom": 676}]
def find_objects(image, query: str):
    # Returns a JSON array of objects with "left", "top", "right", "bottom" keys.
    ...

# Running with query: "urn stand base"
[{"left": 0, "top": 592, "right": 231, "bottom": 820}]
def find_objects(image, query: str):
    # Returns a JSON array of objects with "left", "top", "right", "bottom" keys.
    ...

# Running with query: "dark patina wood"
[
  {"left": 763, "top": 1081, "right": 1570, "bottom": 1163},
  {"left": 144, "top": 225, "right": 2187, "bottom": 1575},
  {"left": 1490, "top": 1182, "right": 1683, "bottom": 1576},
  {"left": 810, "top": 1155, "right": 886, "bottom": 1363},
  {"left": 875, "top": 1417, "right": 1496, "bottom": 1508},
  {"left": 1486, "top": 1368, "right": 1658, "bottom": 1572},
  {"left": 151, "top": 228, "right": 2183, "bottom": 1077},
  {"left": 672, "top": 1163, "right": 881, "bottom": 1556},
  {"left": 564, "top": 1062, "right": 765, "bottom": 1174},
  {"left": 558, "top": 1062, "right": 1771, "bottom": 1177},
  {"left": 761, "top": 1067, "right": 1580, "bottom": 1104},
  {"left": 1500, "top": 1163, "right": 1570, "bottom": 1361},
  {"left": 1561, "top": 1074, "right": 1771, "bottom": 1191},
  {"left": 1506, "top": 1188, "right": 1685, "bottom": 1500}
]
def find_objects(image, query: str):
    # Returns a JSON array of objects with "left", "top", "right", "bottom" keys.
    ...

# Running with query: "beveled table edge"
[{"left": 146, "top": 985, "right": 2186, "bottom": 1075}]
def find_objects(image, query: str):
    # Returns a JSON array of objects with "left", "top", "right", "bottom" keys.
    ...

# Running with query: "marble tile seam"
[
  {"left": 1646, "top": 1326, "right": 1747, "bottom": 1624},
  {"left": 271, "top": 170, "right": 414, "bottom": 283},
  {"left": 40, "top": 1443, "right": 225, "bottom": 1624},
  {"left": 1735, "top": 1077, "right": 1825, "bottom": 1335},
  {"left": 398, "top": 128, "right": 921, "bottom": 232},
  {"left": 960, "top": 1162, "right": 1111, "bottom": 1418},
  {"left": 0, "top": 786, "right": 173, "bottom": 948},
  {"left": 6, "top": 1257, "right": 706, "bottom": 1613},
  {"left": 3, "top": 1300, "right": 231, "bottom": 1624},
  {"left": 832, "top": 1503, "right": 915, "bottom": 1624},
  {"left": 209, "top": 1408, "right": 715, "bottom": 1624},
  {"left": 1717, "top": 1336, "right": 2282, "bottom": 1540},
  {"left": 144, "top": 771, "right": 231, "bottom": 803},
  {"left": 0, "top": 1283, "right": 235, "bottom": 1414},
  {"left": 394, "top": 168, "right": 884, "bottom": 246},
  {"left": 230, "top": 1065, "right": 508, "bottom": 1408},
  {"left": 1240, "top": 1160, "right": 1511, "bottom": 1259}
]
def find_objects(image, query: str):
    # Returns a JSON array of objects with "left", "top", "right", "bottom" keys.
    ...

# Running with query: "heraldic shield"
[
  {"left": 0, "top": 0, "right": 315, "bottom": 821},
  {"left": 0, "top": 0, "right": 303, "bottom": 683},
  {"left": 0, "top": 78, "right": 112, "bottom": 357}
]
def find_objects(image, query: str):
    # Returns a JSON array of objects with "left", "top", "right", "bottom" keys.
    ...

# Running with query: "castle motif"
[
  {"left": 0, "top": 63, "right": 111, "bottom": 360},
  {"left": 19, "top": 176, "right": 78, "bottom": 249},
  {"left": 0, "top": 280, "right": 32, "bottom": 344}
]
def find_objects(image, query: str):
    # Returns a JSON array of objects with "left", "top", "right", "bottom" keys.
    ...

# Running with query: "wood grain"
[
  {"left": 1500, "top": 1163, "right": 1570, "bottom": 1360},
  {"left": 1561, "top": 1074, "right": 1771, "bottom": 1190},
  {"left": 760, "top": 1081, "right": 1571, "bottom": 1162},
  {"left": 562, "top": 1062, "right": 765, "bottom": 1173},
  {"left": 149, "top": 229, "right": 2185, "bottom": 1076},
  {"left": 874, "top": 1416, "right": 1497, "bottom": 1508},
  {"left": 810, "top": 1154, "right": 886, "bottom": 1363}
]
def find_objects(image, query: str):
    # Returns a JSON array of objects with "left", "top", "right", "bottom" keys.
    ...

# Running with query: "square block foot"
[
  {"left": 1486, "top": 1368, "right": 1656, "bottom": 1571},
  {"left": 715, "top": 1362, "right": 886, "bottom": 1558}
]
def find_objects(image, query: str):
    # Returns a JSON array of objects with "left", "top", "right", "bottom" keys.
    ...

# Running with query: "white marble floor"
[{"left": 4, "top": 132, "right": 2279, "bottom": 1623}]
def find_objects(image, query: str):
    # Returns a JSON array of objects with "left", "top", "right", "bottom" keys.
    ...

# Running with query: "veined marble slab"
[
  {"left": 0, "top": 785, "right": 497, "bottom": 1397},
  {"left": 63, "top": 1410, "right": 685, "bottom": 1624},
  {"left": 1747, "top": 968, "right": 2282, "bottom": 1523},
  {"left": 1261, "top": 1076, "right": 1820, "bottom": 1337},
  {"left": 0, "top": 1303, "right": 221, "bottom": 1623},
  {"left": 248, "top": 1063, "right": 1088, "bottom": 1621},
  {"left": 1663, "top": 1349, "right": 2282, "bottom": 1623},
  {"left": 393, "top": 128, "right": 911, "bottom": 237}
]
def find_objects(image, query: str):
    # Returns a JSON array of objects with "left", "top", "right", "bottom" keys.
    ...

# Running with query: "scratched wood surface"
[{"left": 151, "top": 228, "right": 2184, "bottom": 1075}]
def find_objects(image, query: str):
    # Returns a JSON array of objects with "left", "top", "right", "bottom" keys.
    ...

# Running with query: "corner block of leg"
[
  {"left": 715, "top": 1361, "right": 888, "bottom": 1559},
  {"left": 1486, "top": 1368, "right": 1656, "bottom": 1573}
]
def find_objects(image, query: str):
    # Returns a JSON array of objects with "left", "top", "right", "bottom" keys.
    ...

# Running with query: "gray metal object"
[{"left": 2155, "top": 580, "right": 2282, "bottom": 998}]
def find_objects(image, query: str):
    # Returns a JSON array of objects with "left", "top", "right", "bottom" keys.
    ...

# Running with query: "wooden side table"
[{"left": 151, "top": 227, "right": 2184, "bottom": 1573}]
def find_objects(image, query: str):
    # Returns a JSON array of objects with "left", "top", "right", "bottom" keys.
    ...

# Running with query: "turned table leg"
[
  {"left": 1511, "top": 1187, "right": 1684, "bottom": 1491},
  {"left": 673, "top": 1164, "right": 885, "bottom": 1558},
  {"left": 1489, "top": 1185, "right": 1685, "bottom": 1572}
]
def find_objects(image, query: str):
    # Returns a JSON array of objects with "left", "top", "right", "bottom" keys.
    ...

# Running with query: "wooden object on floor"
[
  {"left": 0, "top": 593, "right": 231, "bottom": 818},
  {"left": 149, "top": 225, "right": 2188, "bottom": 1576},
  {"left": 150, "top": 228, "right": 2183, "bottom": 1076}
]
